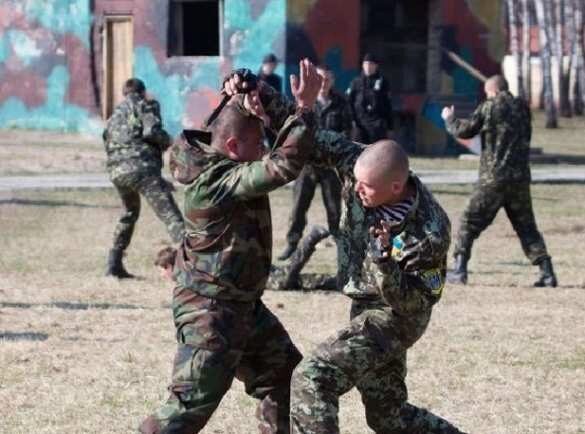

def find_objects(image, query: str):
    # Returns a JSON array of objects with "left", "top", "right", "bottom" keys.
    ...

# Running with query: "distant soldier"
[
  {"left": 278, "top": 65, "right": 352, "bottom": 261},
  {"left": 258, "top": 53, "right": 283, "bottom": 93},
  {"left": 442, "top": 75, "right": 557, "bottom": 287},
  {"left": 103, "top": 78, "right": 184, "bottom": 278},
  {"left": 347, "top": 53, "right": 393, "bottom": 143},
  {"left": 139, "top": 60, "right": 321, "bottom": 434},
  {"left": 227, "top": 74, "right": 467, "bottom": 434}
]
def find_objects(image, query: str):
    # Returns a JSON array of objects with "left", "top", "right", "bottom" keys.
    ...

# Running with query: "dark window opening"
[{"left": 169, "top": 0, "right": 221, "bottom": 56}]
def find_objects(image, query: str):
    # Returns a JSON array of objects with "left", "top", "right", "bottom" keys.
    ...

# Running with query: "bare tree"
[
  {"left": 522, "top": 0, "right": 533, "bottom": 105},
  {"left": 573, "top": 0, "right": 585, "bottom": 115},
  {"left": 555, "top": 0, "right": 573, "bottom": 116},
  {"left": 508, "top": 0, "right": 526, "bottom": 98},
  {"left": 535, "top": 0, "right": 559, "bottom": 127}
]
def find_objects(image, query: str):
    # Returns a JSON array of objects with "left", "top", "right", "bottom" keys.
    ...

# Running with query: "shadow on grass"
[
  {"left": 0, "top": 301, "right": 151, "bottom": 310},
  {"left": 0, "top": 331, "right": 49, "bottom": 342},
  {"left": 0, "top": 198, "right": 116, "bottom": 209}
]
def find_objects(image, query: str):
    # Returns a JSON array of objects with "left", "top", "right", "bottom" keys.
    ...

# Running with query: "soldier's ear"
[{"left": 224, "top": 137, "right": 240, "bottom": 160}]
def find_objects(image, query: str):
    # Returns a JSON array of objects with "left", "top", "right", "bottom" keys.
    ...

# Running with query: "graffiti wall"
[{"left": 0, "top": 0, "right": 506, "bottom": 152}]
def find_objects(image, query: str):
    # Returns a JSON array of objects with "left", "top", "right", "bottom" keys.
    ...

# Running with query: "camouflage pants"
[
  {"left": 286, "top": 167, "right": 341, "bottom": 245},
  {"left": 453, "top": 181, "right": 549, "bottom": 264},
  {"left": 142, "top": 290, "right": 302, "bottom": 434},
  {"left": 290, "top": 300, "right": 464, "bottom": 434},
  {"left": 111, "top": 171, "right": 184, "bottom": 250}
]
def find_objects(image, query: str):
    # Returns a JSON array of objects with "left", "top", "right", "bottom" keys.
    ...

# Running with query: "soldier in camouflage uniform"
[
  {"left": 279, "top": 65, "right": 352, "bottom": 261},
  {"left": 230, "top": 75, "right": 466, "bottom": 433},
  {"left": 442, "top": 75, "right": 557, "bottom": 287},
  {"left": 139, "top": 60, "right": 322, "bottom": 434},
  {"left": 103, "top": 78, "right": 184, "bottom": 278}
]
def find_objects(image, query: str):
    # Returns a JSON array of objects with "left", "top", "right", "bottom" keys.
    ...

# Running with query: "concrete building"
[{"left": 0, "top": 0, "right": 505, "bottom": 154}]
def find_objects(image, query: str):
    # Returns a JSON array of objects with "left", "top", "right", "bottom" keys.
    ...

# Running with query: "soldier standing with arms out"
[
  {"left": 442, "top": 75, "right": 557, "bottom": 287},
  {"left": 347, "top": 53, "right": 393, "bottom": 143},
  {"left": 225, "top": 75, "right": 466, "bottom": 434},
  {"left": 103, "top": 78, "right": 184, "bottom": 278},
  {"left": 139, "top": 60, "right": 322, "bottom": 434},
  {"left": 278, "top": 65, "right": 352, "bottom": 261}
]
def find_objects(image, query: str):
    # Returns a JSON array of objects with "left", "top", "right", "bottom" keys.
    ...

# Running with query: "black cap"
[
  {"left": 362, "top": 53, "right": 379, "bottom": 63},
  {"left": 262, "top": 53, "right": 278, "bottom": 64}
]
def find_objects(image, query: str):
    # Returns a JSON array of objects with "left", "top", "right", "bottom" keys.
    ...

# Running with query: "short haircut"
[
  {"left": 207, "top": 99, "right": 263, "bottom": 149},
  {"left": 356, "top": 140, "right": 409, "bottom": 185},
  {"left": 486, "top": 75, "right": 509, "bottom": 92},
  {"left": 154, "top": 247, "right": 176, "bottom": 268},
  {"left": 123, "top": 78, "right": 146, "bottom": 96}
]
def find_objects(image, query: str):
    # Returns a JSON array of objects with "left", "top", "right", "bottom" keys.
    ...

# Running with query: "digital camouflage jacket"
[
  {"left": 103, "top": 92, "right": 172, "bottom": 179},
  {"left": 169, "top": 94, "right": 315, "bottom": 302},
  {"left": 445, "top": 90, "right": 532, "bottom": 185}
]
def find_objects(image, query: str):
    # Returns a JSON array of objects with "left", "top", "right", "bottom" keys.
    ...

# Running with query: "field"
[
  {"left": 1, "top": 112, "right": 585, "bottom": 433},
  {"left": 1, "top": 180, "right": 584, "bottom": 433}
]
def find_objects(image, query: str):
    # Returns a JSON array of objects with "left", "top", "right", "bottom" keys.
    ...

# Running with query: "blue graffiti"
[
  {"left": 6, "top": 30, "right": 42, "bottom": 66},
  {"left": 22, "top": 0, "right": 91, "bottom": 48},
  {"left": 0, "top": 65, "right": 100, "bottom": 133}
]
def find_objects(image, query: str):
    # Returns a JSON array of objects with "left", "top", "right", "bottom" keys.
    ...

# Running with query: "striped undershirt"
[{"left": 374, "top": 195, "right": 415, "bottom": 224}]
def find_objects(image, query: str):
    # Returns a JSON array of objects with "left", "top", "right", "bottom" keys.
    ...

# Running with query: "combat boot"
[
  {"left": 446, "top": 254, "right": 468, "bottom": 285},
  {"left": 105, "top": 248, "right": 135, "bottom": 279},
  {"left": 534, "top": 257, "right": 557, "bottom": 287},
  {"left": 283, "top": 225, "right": 330, "bottom": 289},
  {"left": 277, "top": 242, "right": 298, "bottom": 261}
]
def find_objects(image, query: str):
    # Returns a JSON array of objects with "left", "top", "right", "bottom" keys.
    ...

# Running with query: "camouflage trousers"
[
  {"left": 286, "top": 166, "right": 341, "bottom": 245},
  {"left": 110, "top": 170, "right": 184, "bottom": 250},
  {"left": 290, "top": 300, "right": 465, "bottom": 434},
  {"left": 453, "top": 181, "right": 549, "bottom": 264},
  {"left": 141, "top": 289, "right": 302, "bottom": 434}
]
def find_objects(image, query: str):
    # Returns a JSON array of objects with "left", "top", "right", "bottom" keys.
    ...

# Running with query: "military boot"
[
  {"left": 446, "top": 254, "right": 468, "bottom": 285},
  {"left": 534, "top": 257, "right": 557, "bottom": 287},
  {"left": 277, "top": 242, "right": 298, "bottom": 261},
  {"left": 105, "top": 248, "right": 135, "bottom": 279}
]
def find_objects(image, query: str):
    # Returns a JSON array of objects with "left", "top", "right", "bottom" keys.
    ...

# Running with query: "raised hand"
[
  {"left": 290, "top": 58, "right": 322, "bottom": 109},
  {"left": 441, "top": 105, "right": 455, "bottom": 121},
  {"left": 244, "top": 90, "right": 270, "bottom": 127}
]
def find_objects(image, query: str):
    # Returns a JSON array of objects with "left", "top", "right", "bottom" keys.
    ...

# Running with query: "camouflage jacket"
[
  {"left": 264, "top": 94, "right": 451, "bottom": 314},
  {"left": 169, "top": 95, "right": 315, "bottom": 302},
  {"left": 445, "top": 90, "right": 532, "bottom": 185},
  {"left": 103, "top": 92, "right": 172, "bottom": 179}
]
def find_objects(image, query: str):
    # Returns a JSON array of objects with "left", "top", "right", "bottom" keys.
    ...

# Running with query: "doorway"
[
  {"left": 360, "top": 0, "right": 429, "bottom": 94},
  {"left": 102, "top": 16, "right": 133, "bottom": 119}
]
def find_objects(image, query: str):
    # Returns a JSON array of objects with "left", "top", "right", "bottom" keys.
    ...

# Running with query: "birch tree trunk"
[
  {"left": 535, "top": 0, "right": 559, "bottom": 127},
  {"left": 573, "top": 0, "right": 585, "bottom": 115},
  {"left": 556, "top": 0, "right": 572, "bottom": 116},
  {"left": 522, "top": 0, "right": 533, "bottom": 105},
  {"left": 508, "top": 0, "right": 526, "bottom": 98}
]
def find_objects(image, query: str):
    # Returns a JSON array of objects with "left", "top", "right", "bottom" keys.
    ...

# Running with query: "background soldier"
[
  {"left": 347, "top": 53, "right": 393, "bottom": 143},
  {"left": 103, "top": 78, "right": 184, "bottom": 278},
  {"left": 278, "top": 65, "right": 352, "bottom": 261},
  {"left": 442, "top": 75, "right": 557, "bottom": 287},
  {"left": 231, "top": 75, "right": 466, "bottom": 433},
  {"left": 258, "top": 53, "right": 283, "bottom": 93},
  {"left": 139, "top": 60, "right": 321, "bottom": 434}
]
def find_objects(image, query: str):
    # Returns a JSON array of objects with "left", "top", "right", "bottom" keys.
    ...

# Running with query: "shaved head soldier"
[
  {"left": 225, "top": 75, "right": 467, "bottom": 433},
  {"left": 442, "top": 75, "right": 557, "bottom": 287}
]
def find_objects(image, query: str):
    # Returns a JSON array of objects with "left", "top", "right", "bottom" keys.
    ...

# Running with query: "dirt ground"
[{"left": 1, "top": 181, "right": 584, "bottom": 434}]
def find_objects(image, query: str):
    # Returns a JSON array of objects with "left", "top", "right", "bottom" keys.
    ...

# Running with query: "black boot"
[
  {"left": 277, "top": 242, "right": 298, "bottom": 261},
  {"left": 105, "top": 248, "right": 135, "bottom": 279},
  {"left": 447, "top": 254, "right": 468, "bottom": 285},
  {"left": 283, "top": 226, "right": 330, "bottom": 289},
  {"left": 534, "top": 257, "right": 557, "bottom": 287}
]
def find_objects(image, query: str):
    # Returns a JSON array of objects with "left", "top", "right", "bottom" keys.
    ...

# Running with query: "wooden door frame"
[{"left": 102, "top": 15, "right": 133, "bottom": 119}]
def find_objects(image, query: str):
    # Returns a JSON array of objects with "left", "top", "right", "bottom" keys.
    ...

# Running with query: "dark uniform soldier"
[
  {"left": 232, "top": 75, "right": 466, "bottom": 433},
  {"left": 139, "top": 60, "right": 322, "bottom": 434},
  {"left": 278, "top": 65, "right": 352, "bottom": 261},
  {"left": 103, "top": 78, "right": 184, "bottom": 278},
  {"left": 442, "top": 75, "right": 557, "bottom": 287},
  {"left": 347, "top": 53, "right": 393, "bottom": 143},
  {"left": 258, "top": 53, "right": 283, "bottom": 93}
]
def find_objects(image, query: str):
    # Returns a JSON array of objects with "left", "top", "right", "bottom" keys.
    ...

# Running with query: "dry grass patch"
[{"left": 0, "top": 183, "right": 584, "bottom": 433}]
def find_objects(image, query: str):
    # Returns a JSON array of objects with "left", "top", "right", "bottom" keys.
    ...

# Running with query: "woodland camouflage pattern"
[
  {"left": 140, "top": 88, "right": 314, "bottom": 434},
  {"left": 103, "top": 92, "right": 184, "bottom": 246},
  {"left": 446, "top": 90, "right": 549, "bottom": 264},
  {"left": 262, "top": 92, "right": 464, "bottom": 433},
  {"left": 445, "top": 90, "right": 532, "bottom": 185}
]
